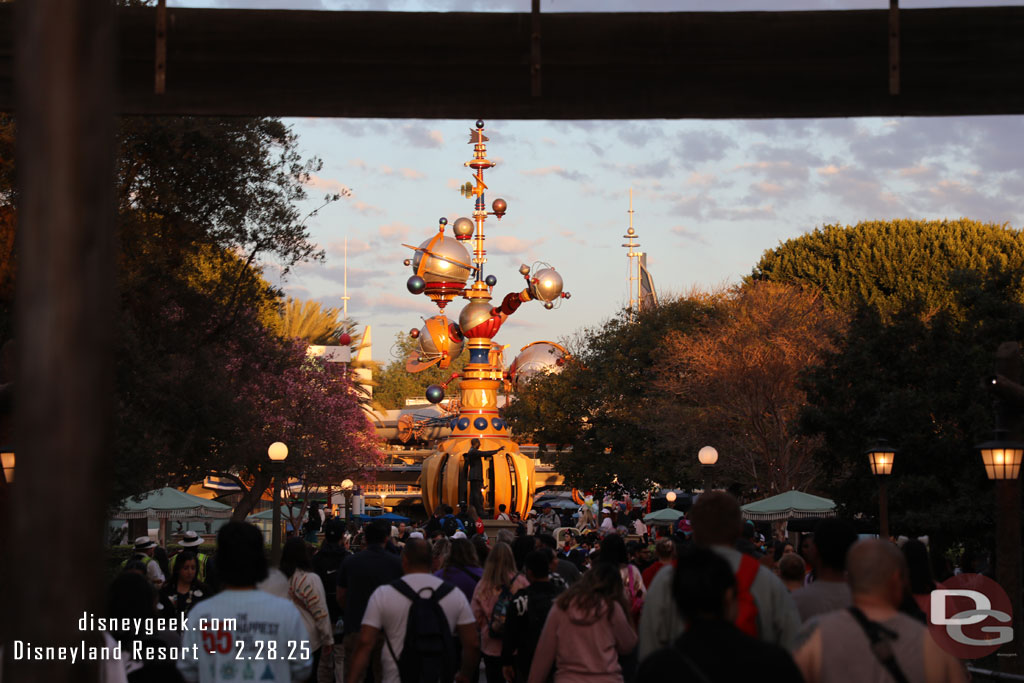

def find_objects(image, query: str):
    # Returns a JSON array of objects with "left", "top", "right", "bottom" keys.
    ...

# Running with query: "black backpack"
[{"left": 384, "top": 579, "right": 458, "bottom": 683}]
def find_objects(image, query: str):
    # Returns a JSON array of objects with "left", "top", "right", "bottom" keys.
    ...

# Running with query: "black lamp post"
[
  {"left": 268, "top": 441, "right": 289, "bottom": 566},
  {"left": 865, "top": 439, "right": 896, "bottom": 540}
]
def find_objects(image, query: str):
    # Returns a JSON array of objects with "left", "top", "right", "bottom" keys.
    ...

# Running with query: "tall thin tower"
[
  {"left": 340, "top": 236, "right": 350, "bottom": 319},
  {"left": 621, "top": 189, "right": 641, "bottom": 322}
]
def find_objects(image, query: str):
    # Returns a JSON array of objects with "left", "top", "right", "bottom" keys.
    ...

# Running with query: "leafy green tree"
[
  {"left": 270, "top": 297, "right": 350, "bottom": 345},
  {"left": 800, "top": 271, "right": 1024, "bottom": 544},
  {"left": 503, "top": 295, "right": 725, "bottom": 493},
  {"left": 752, "top": 219, "right": 1024, "bottom": 318},
  {"left": 373, "top": 331, "right": 470, "bottom": 410}
]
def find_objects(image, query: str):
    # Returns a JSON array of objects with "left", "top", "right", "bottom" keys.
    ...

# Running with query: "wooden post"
[{"left": 4, "top": 1, "right": 115, "bottom": 680}]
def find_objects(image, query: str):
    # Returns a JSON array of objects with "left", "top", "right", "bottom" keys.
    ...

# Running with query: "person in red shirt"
[{"left": 642, "top": 538, "right": 675, "bottom": 589}]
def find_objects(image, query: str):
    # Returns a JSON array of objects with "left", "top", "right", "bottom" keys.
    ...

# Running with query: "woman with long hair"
[
  {"left": 435, "top": 537, "right": 482, "bottom": 600},
  {"left": 280, "top": 537, "right": 332, "bottom": 683},
  {"left": 528, "top": 562, "right": 637, "bottom": 683},
  {"left": 159, "top": 550, "right": 208, "bottom": 624},
  {"left": 472, "top": 542, "right": 529, "bottom": 683},
  {"left": 597, "top": 533, "right": 646, "bottom": 626}
]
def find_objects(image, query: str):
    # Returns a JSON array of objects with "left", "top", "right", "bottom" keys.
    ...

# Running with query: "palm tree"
[{"left": 273, "top": 297, "right": 351, "bottom": 345}]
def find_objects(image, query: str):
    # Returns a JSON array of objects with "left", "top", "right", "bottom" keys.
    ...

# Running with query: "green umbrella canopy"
[
  {"left": 114, "top": 487, "right": 233, "bottom": 520},
  {"left": 741, "top": 490, "right": 836, "bottom": 521},
  {"left": 248, "top": 505, "right": 306, "bottom": 521},
  {"left": 643, "top": 507, "right": 685, "bottom": 524}
]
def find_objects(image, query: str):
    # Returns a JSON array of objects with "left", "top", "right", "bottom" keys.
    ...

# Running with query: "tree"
[
  {"left": 271, "top": 297, "right": 350, "bottom": 345},
  {"left": 800, "top": 271, "right": 1024, "bottom": 543},
  {"left": 503, "top": 295, "right": 726, "bottom": 493},
  {"left": 655, "top": 282, "right": 843, "bottom": 495},
  {"left": 752, "top": 219, "right": 1024, "bottom": 319},
  {"left": 373, "top": 331, "right": 470, "bottom": 410}
]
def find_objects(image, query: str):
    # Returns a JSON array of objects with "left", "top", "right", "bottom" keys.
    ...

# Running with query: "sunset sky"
[{"left": 170, "top": 1, "right": 1024, "bottom": 364}]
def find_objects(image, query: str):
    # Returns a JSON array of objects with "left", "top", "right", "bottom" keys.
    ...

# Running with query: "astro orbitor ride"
[{"left": 402, "top": 120, "right": 570, "bottom": 518}]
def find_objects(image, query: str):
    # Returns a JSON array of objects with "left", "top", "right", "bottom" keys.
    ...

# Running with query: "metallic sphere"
[
  {"left": 544, "top": 301, "right": 554, "bottom": 310},
  {"left": 439, "top": 217, "right": 448, "bottom": 225},
  {"left": 485, "top": 274, "right": 497, "bottom": 287},
  {"left": 476, "top": 119, "right": 485, "bottom": 129},
  {"left": 459, "top": 301, "right": 494, "bottom": 333},
  {"left": 403, "top": 259, "right": 412, "bottom": 267},
  {"left": 452, "top": 217, "right": 475, "bottom": 239},
  {"left": 412, "top": 235, "right": 472, "bottom": 284},
  {"left": 530, "top": 267, "right": 564, "bottom": 302},
  {"left": 407, "top": 275, "right": 426, "bottom": 294},
  {"left": 519, "top": 264, "right": 531, "bottom": 276},
  {"left": 409, "top": 328, "right": 420, "bottom": 339},
  {"left": 425, "top": 384, "right": 445, "bottom": 404},
  {"left": 338, "top": 332, "right": 352, "bottom": 346},
  {"left": 627, "top": 227, "right": 635, "bottom": 235},
  {"left": 508, "top": 341, "right": 568, "bottom": 392},
  {"left": 418, "top": 316, "right": 464, "bottom": 366},
  {"left": 492, "top": 198, "right": 507, "bottom": 214}
]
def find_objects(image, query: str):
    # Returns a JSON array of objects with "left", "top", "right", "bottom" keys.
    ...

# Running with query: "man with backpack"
[
  {"left": 349, "top": 538, "right": 479, "bottom": 683},
  {"left": 637, "top": 491, "right": 800, "bottom": 660},
  {"left": 439, "top": 505, "right": 465, "bottom": 538}
]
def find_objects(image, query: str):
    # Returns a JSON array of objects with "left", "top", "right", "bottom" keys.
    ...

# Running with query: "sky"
[{"left": 169, "top": 1, "right": 1024, "bottom": 366}]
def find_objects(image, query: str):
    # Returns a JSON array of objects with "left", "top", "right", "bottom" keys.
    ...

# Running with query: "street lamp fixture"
[
  {"left": 865, "top": 439, "right": 897, "bottom": 539},
  {"left": 665, "top": 490, "right": 676, "bottom": 508},
  {"left": 697, "top": 446, "right": 719, "bottom": 466},
  {"left": 1, "top": 449, "right": 14, "bottom": 484},
  {"left": 698, "top": 445, "right": 718, "bottom": 492},
  {"left": 976, "top": 435, "right": 1024, "bottom": 480},
  {"left": 341, "top": 478, "right": 355, "bottom": 521},
  {"left": 267, "top": 442, "right": 289, "bottom": 566}
]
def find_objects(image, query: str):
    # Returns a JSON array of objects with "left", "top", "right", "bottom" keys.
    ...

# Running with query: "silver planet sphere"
[
  {"left": 510, "top": 341, "right": 567, "bottom": 391},
  {"left": 459, "top": 301, "right": 494, "bottom": 333},
  {"left": 412, "top": 235, "right": 472, "bottom": 284},
  {"left": 418, "top": 319, "right": 465, "bottom": 360},
  {"left": 452, "top": 217, "right": 474, "bottom": 238},
  {"left": 531, "top": 267, "right": 564, "bottom": 302}
]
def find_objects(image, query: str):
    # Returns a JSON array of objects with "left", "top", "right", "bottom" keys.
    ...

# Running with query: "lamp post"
[
  {"left": 341, "top": 478, "right": 354, "bottom": 521},
  {"left": 1, "top": 448, "right": 14, "bottom": 484},
  {"left": 665, "top": 490, "right": 677, "bottom": 509},
  {"left": 698, "top": 445, "right": 718, "bottom": 492},
  {"left": 865, "top": 440, "right": 896, "bottom": 540},
  {"left": 976, "top": 433, "right": 1023, "bottom": 669},
  {"left": 268, "top": 441, "right": 289, "bottom": 566}
]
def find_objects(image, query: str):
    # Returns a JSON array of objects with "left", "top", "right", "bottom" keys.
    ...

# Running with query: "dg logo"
[{"left": 925, "top": 573, "right": 1014, "bottom": 659}]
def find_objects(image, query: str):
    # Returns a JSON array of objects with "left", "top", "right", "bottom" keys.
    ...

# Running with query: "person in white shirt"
[
  {"left": 178, "top": 522, "right": 312, "bottom": 683},
  {"left": 600, "top": 509, "right": 615, "bottom": 531},
  {"left": 348, "top": 538, "right": 479, "bottom": 683}
]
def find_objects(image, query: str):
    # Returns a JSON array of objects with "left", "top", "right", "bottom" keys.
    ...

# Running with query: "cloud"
[
  {"left": 602, "top": 158, "right": 674, "bottom": 179},
  {"left": 349, "top": 159, "right": 426, "bottom": 180},
  {"left": 560, "top": 230, "right": 587, "bottom": 246},
  {"left": 378, "top": 222, "right": 411, "bottom": 240},
  {"left": 351, "top": 200, "right": 383, "bottom": 216},
  {"left": 521, "top": 166, "right": 589, "bottom": 182},
  {"left": 489, "top": 235, "right": 547, "bottom": 254},
  {"left": 401, "top": 124, "right": 444, "bottom": 149},
  {"left": 752, "top": 182, "right": 785, "bottom": 195},
  {"left": 676, "top": 130, "right": 736, "bottom": 164},
  {"left": 325, "top": 238, "right": 371, "bottom": 257},
  {"left": 686, "top": 172, "right": 717, "bottom": 187},
  {"left": 304, "top": 174, "right": 353, "bottom": 197},
  {"left": 670, "top": 225, "right": 708, "bottom": 244}
]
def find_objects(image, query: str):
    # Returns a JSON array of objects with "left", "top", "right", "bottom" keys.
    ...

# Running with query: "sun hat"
[
  {"left": 133, "top": 536, "right": 157, "bottom": 550},
  {"left": 178, "top": 531, "right": 203, "bottom": 547}
]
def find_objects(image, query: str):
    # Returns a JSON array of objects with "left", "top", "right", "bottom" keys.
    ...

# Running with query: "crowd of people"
[{"left": 106, "top": 491, "right": 974, "bottom": 683}]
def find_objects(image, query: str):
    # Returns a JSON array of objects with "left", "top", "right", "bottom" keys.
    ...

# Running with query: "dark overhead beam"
[{"left": 2, "top": 6, "right": 1024, "bottom": 119}]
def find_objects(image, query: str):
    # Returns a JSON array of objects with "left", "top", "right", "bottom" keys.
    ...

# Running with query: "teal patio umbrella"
[{"left": 741, "top": 490, "right": 836, "bottom": 521}]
